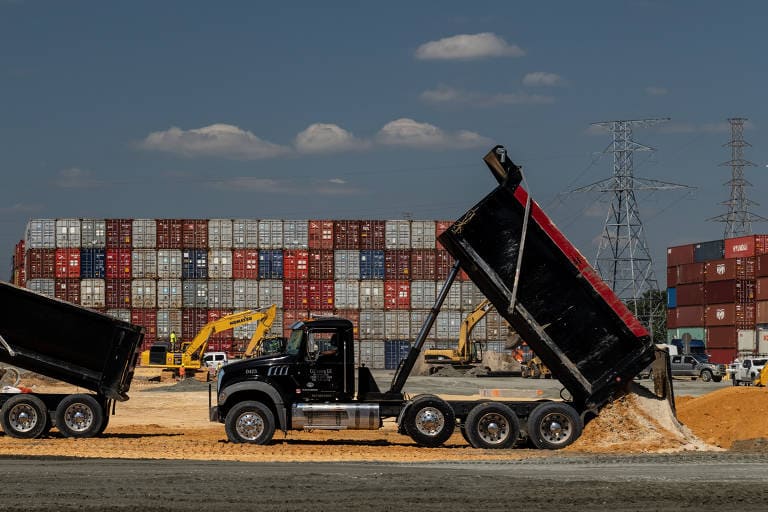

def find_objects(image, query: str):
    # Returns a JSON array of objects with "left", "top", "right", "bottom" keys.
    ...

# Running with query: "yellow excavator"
[
  {"left": 424, "top": 299, "right": 493, "bottom": 370},
  {"left": 139, "top": 304, "right": 278, "bottom": 379}
]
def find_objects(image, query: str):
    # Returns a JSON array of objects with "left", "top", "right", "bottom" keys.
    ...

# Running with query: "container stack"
[
  {"left": 667, "top": 235, "right": 768, "bottom": 364},
  {"left": 19, "top": 218, "right": 509, "bottom": 368}
]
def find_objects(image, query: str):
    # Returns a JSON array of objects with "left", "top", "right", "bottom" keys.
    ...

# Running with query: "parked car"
[
  {"left": 641, "top": 353, "right": 725, "bottom": 382},
  {"left": 729, "top": 356, "right": 768, "bottom": 386}
]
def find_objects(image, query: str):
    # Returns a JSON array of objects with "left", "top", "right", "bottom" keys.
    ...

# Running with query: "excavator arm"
[
  {"left": 242, "top": 304, "right": 279, "bottom": 357},
  {"left": 456, "top": 299, "right": 492, "bottom": 360}
]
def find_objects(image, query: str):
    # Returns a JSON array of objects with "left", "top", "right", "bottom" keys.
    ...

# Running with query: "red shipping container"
[
  {"left": 182, "top": 308, "right": 208, "bottom": 341},
  {"left": 54, "top": 278, "right": 81, "bottom": 304},
  {"left": 705, "top": 303, "right": 736, "bottom": 326},
  {"left": 26, "top": 248, "right": 55, "bottom": 279},
  {"left": 756, "top": 235, "right": 768, "bottom": 256},
  {"left": 207, "top": 309, "right": 234, "bottom": 343},
  {"left": 182, "top": 219, "right": 208, "bottom": 248},
  {"left": 284, "top": 250, "right": 309, "bottom": 280},
  {"left": 14, "top": 240, "right": 24, "bottom": 270},
  {"left": 308, "top": 220, "right": 334, "bottom": 249},
  {"left": 105, "top": 278, "right": 132, "bottom": 309},
  {"left": 359, "top": 220, "right": 385, "bottom": 250},
  {"left": 55, "top": 248, "right": 81, "bottom": 278},
  {"left": 435, "top": 221, "right": 452, "bottom": 251},
  {"left": 131, "top": 308, "right": 158, "bottom": 342},
  {"left": 676, "top": 283, "right": 705, "bottom": 306},
  {"left": 757, "top": 277, "right": 768, "bottom": 301},
  {"left": 676, "top": 263, "right": 705, "bottom": 284},
  {"left": 308, "top": 249, "right": 334, "bottom": 280},
  {"left": 385, "top": 250, "right": 411, "bottom": 280},
  {"left": 459, "top": 268, "right": 470, "bottom": 281},
  {"left": 333, "top": 220, "right": 360, "bottom": 250},
  {"left": 384, "top": 280, "right": 410, "bottom": 310},
  {"left": 410, "top": 249, "right": 437, "bottom": 280},
  {"left": 706, "top": 326, "right": 737, "bottom": 348},
  {"left": 157, "top": 219, "right": 183, "bottom": 249},
  {"left": 106, "top": 249, "right": 132, "bottom": 279},
  {"left": 736, "top": 303, "right": 755, "bottom": 328},
  {"left": 283, "top": 310, "right": 310, "bottom": 337},
  {"left": 232, "top": 249, "right": 259, "bottom": 279},
  {"left": 757, "top": 254, "right": 768, "bottom": 277},
  {"left": 758, "top": 301, "right": 768, "bottom": 324},
  {"left": 704, "top": 258, "right": 755, "bottom": 282},
  {"left": 707, "top": 348, "right": 737, "bottom": 365},
  {"left": 667, "top": 244, "right": 695, "bottom": 267},
  {"left": 666, "top": 266, "right": 678, "bottom": 288},
  {"left": 435, "top": 250, "right": 455, "bottom": 280},
  {"left": 667, "top": 305, "right": 704, "bottom": 328},
  {"left": 308, "top": 280, "right": 334, "bottom": 310},
  {"left": 725, "top": 235, "right": 756, "bottom": 259},
  {"left": 705, "top": 280, "right": 754, "bottom": 304},
  {"left": 334, "top": 309, "right": 360, "bottom": 337},
  {"left": 106, "top": 219, "right": 132, "bottom": 248},
  {"left": 283, "top": 280, "right": 309, "bottom": 310}
]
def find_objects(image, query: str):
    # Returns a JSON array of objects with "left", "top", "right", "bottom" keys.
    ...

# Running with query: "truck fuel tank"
[{"left": 291, "top": 403, "right": 381, "bottom": 430}]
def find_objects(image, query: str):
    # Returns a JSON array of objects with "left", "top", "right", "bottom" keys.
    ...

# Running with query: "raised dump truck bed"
[
  {"left": 438, "top": 146, "right": 655, "bottom": 412},
  {"left": 0, "top": 281, "right": 144, "bottom": 438}
]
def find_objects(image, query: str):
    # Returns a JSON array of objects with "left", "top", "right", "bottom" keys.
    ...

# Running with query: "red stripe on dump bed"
[{"left": 513, "top": 185, "right": 649, "bottom": 338}]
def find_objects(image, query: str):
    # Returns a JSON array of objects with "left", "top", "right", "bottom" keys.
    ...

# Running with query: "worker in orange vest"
[{"left": 178, "top": 365, "right": 186, "bottom": 381}]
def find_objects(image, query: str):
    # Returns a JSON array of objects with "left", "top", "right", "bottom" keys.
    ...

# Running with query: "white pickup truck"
[{"left": 729, "top": 356, "right": 768, "bottom": 386}]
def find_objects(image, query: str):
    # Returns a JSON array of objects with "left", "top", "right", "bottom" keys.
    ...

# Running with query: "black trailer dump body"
[
  {"left": 438, "top": 146, "right": 655, "bottom": 412},
  {"left": 0, "top": 281, "right": 144, "bottom": 438}
]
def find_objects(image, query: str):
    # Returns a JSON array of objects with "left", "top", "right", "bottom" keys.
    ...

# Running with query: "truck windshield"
[{"left": 285, "top": 329, "right": 304, "bottom": 356}]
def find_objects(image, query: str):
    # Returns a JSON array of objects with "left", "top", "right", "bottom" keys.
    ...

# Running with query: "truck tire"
[
  {"left": 54, "top": 394, "right": 104, "bottom": 438},
  {"left": 464, "top": 402, "right": 519, "bottom": 449},
  {"left": 527, "top": 402, "right": 582, "bottom": 450},
  {"left": 402, "top": 395, "right": 455, "bottom": 447},
  {"left": 1, "top": 394, "right": 49, "bottom": 439},
  {"left": 225, "top": 401, "right": 275, "bottom": 444},
  {"left": 700, "top": 369, "right": 713, "bottom": 382}
]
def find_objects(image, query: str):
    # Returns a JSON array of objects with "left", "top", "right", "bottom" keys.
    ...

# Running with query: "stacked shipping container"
[{"left": 18, "top": 218, "right": 505, "bottom": 368}]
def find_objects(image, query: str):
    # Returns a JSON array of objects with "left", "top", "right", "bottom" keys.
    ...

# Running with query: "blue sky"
[{"left": 2, "top": 1, "right": 767, "bottom": 284}]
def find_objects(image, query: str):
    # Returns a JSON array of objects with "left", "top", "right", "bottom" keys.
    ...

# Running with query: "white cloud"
[
  {"left": 645, "top": 86, "right": 668, "bottom": 96},
  {"left": 376, "top": 118, "right": 492, "bottom": 149},
  {"left": 295, "top": 123, "right": 368, "bottom": 154},
  {"left": 213, "top": 177, "right": 361, "bottom": 196},
  {"left": 141, "top": 124, "right": 290, "bottom": 160},
  {"left": 415, "top": 33, "right": 525, "bottom": 60},
  {"left": 329, "top": 178, "right": 347, "bottom": 184},
  {"left": 55, "top": 168, "right": 100, "bottom": 188},
  {"left": 421, "top": 85, "right": 554, "bottom": 106},
  {"left": 522, "top": 72, "right": 565, "bottom": 87},
  {"left": 0, "top": 203, "right": 42, "bottom": 214}
]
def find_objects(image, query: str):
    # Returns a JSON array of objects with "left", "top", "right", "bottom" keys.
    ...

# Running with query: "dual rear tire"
[{"left": 0, "top": 394, "right": 105, "bottom": 439}]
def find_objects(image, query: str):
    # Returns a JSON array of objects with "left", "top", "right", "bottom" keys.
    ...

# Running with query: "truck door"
[
  {"left": 682, "top": 355, "right": 698, "bottom": 377},
  {"left": 670, "top": 355, "right": 683, "bottom": 376},
  {"left": 302, "top": 328, "right": 344, "bottom": 400}
]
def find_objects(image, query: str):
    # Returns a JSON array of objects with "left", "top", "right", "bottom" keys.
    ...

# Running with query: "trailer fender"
[{"left": 219, "top": 381, "right": 287, "bottom": 431}]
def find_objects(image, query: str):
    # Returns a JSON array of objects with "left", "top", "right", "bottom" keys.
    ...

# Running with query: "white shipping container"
[
  {"left": 759, "top": 329, "right": 768, "bottom": 354},
  {"left": 356, "top": 340, "right": 385, "bottom": 369},
  {"left": 258, "top": 280, "right": 283, "bottom": 308},
  {"left": 208, "top": 219, "right": 233, "bottom": 249},
  {"left": 157, "top": 278, "right": 183, "bottom": 309},
  {"left": 436, "top": 310, "right": 461, "bottom": 340},
  {"left": 232, "top": 219, "right": 259, "bottom": 248},
  {"left": 410, "top": 220, "right": 436, "bottom": 249},
  {"left": 208, "top": 249, "right": 233, "bottom": 278},
  {"left": 131, "top": 279, "right": 157, "bottom": 308},
  {"left": 157, "top": 249, "right": 182, "bottom": 278},
  {"left": 384, "top": 311, "right": 410, "bottom": 340},
  {"left": 182, "top": 280, "right": 208, "bottom": 308},
  {"left": 26, "top": 219, "right": 56, "bottom": 249},
  {"left": 258, "top": 220, "right": 283, "bottom": 249},
  {"left": 81, "top": 278, "right": 106, "bottom": 308},
  {"left": 132, "top": 249, "right": 158, "bottom": 278},
  {"left": 460, "top": 281, "right": 483, "bottom": 309},
  {"left": 132, "top": 219, "right": 156, "bottom": 248},
  {"left": 409, "top": 309, "right": 436, "bottom": 341},
  {"left": 208, "top": 279, "right": 234, "bottom": 308},
  {"left": 81, "top": 219, "right": 106, "bottom": 247},
  {"left": 56, "top": 218, "right": 81, "bottom": 248},
  {"left": 334, "top": 280, "right": 359, "bottom": 309},
  {"left": 334, "top": 250, "right": 360, "bottom": 280},
  {"left": 359, "top": 280, "right": 384, "bottom": 309},
  {"left": 359, "top": 309, "right": 385, "bottom": 340},
  {"left": 157, "top": 309, "right": 183, "bottom": 341},
  {"left": 106, "top": 308, "right": 131, "bottom": 323},
  {"left": 385, "top": 220, "right": 411, "bottom": 249},
  {"left": 283, "top": 220, "right": 309, "bottom": 249},
  {"left": 738, "top": 330, "right": 756, "bottom": 352},
  {"left": 27, "top": 278, "right": 55, "bottom": 298},
  {"left": 233, "top": 279, "right": 259, "bottom": 309},
  {"left": 410, "top": 280, "right": 436, "bottom": 309}
]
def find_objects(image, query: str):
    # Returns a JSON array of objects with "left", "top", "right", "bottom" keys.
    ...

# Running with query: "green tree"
[{"left": 625, "top": 289, "right": 666, "bottom": 344}]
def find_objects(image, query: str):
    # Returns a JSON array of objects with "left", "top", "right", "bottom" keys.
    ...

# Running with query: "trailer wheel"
[
  {"left": 464, "top": 402, "right": 519, "bottom": 449},
  {"left": 527, "top": 402, "right": 582, "bottom": 450},
  {"left": 225, "top": 401, "right": 275, "bottom": 444},
  {"left": 55, "top": 394, "right": 104, "bottom": 438},
  {"left": 402, "top": 395, "right": 455, "bottom": 447},
  {"left": 1, "top": 394, "right": 49, "bottom": 439}
]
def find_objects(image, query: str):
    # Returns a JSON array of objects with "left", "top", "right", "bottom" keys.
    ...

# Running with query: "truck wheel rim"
[
  {"left": 415, "top": 407, "right": 444, "bottom": 436},
  {"left": 477, "top": 412, "right": 509, "bottom": 445},
  {"left": 63, "top": 403, "right": 94, "bottom": 432},
  {"left": 538, "top": 412, "right": 572, "bottom": 445},
  {"left": 9, "top": 404, "right": 39, "bottom": 433},
  {"left": 236, "top": 412, "right": 264, "bottom": 440}
]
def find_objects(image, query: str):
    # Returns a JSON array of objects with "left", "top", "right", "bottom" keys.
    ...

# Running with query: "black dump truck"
[
  {"left": 210, "top": 145, "right": 665, "bottom": 450},
  {"left": 0, "top": 281, "right": 143, "bottom": 439}
]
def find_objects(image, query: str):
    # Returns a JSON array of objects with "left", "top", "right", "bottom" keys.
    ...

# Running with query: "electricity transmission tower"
[
  {"left": 573, "top": 118, "right": 690, "bottom": 338},
  {"left": 709, "top": 117, "right": 766, "bottom": 236}
]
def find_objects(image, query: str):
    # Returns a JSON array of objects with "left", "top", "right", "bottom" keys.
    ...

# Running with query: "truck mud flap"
[{"left": 650, "top": 346, "right": 675, "bottom": 416}]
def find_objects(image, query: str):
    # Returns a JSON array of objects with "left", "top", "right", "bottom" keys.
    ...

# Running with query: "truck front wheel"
[
  {"left": 402, "top": 395, "right": 455, "bottom": 447},
  {"left": 464, "top": 402, "right": 519, "bottom": 449},
  {"left": 527, "top": 403, "right": 582, "bottom": 450},
  {"left": 225, "top": 401, "right": 275, "bottom": 444},
  {"left": 700, "top": 369, "right": 713, "bottom": 382},
  {"left": 55, "top": 394, "right": 104, "bottom": 438},
  {"left": 1, "top": 394, "right": 49, "bottom": 439}
]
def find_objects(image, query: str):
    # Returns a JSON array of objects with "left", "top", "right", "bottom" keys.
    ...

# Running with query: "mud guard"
[{"left": 651, "top": 345, "right": 675, "bottom": 416}]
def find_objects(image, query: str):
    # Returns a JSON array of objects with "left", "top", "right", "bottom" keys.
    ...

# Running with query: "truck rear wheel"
[
  {"left": 402, "top": 395, "right": 455, "bottom": 447},
  {"left": 225, "top": 401, "right": 275, "bottom": 444},
  {"left": 464, "top": 402, "right": 519, "bottom": 449},
  {"left": 527, "top": 403, "right": 582, "bottom": 450},
  {"left": 1, "top": 394, "right": 49, "bottom": 439},
  {"left": 55, "top": 394, "right": 104, "bottom": 438}
]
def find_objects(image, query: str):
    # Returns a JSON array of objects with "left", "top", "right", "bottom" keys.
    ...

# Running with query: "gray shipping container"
[
  {"left": 208, "top": 279, "right": 234, "bottom": 309},
  {"left": 258, "top": 220, "right": 283, "bottom": 249},
  {"left": 444, "top": 282, "right": 462, "bottom": 310},
  {"left": 157, "top": 278, "right": 183, "bottom": 309},
  {"left": 356, "top": 340, "right": 385, "bottom": 369},
  {"left": 233, "top": 279, "right": 259, "bottom": 309},
  {"left": 132, "top": 219, "right": 156, "bottom": 248},
  {"left": 283, "top": 220, "right": 309, "bottom": 249},
  {"left": 132, "top": 249, "right": 158, "bottom": 278},
  {"left": 106, "top": 308, "right": 131, "bottom": 323},
  {"left": 131, "top": 278, "right": 157, "bottom": 308},
  {"left": 436, "top": 310, "right": 461, "bottom": 340},
  {"left": 460, "top": 281, "right": 483, "bottom": 309},
  {"left": 26, "top": 219, "right": 57, "bottom": 249},
  {"left": 182, "top": 279, "right": 208, "bottom": 308},
  {"left": 694, "top": 239, "right": 725, "bottom": 263},
  {"left": 410, "top": 280, "right": 436, "bottom": 309},
  {"left": 157, "top": 309, "right": 182, "bottom": 341},
  {"left": 208, "top": 249, "right": 233, "bottom": 279},
  {"left": 410, "top": 220, "right": 436, "bottom": 249},
  {"left": 409, "top": 309, "right": 436, "bottom": 340},
  {"left": 27, "top": 278, "right": 55, "bottom": 298},
  {"left": 81, "top": 278, "right": 106, "bottom": 308},
  {"left": 208, "top": 219, "right": 233, "bottom": 249},
  {"left": 359, "top": 280, "right": 384, "bottom": 309},
  {"left": 81, "top": 219, "right": 106, "bottom": 247},
  {"left": 258, "top": 279, "right": 283, "bottom": 308},
  {"left": 56, "top": 218, "right": 81, "bottom": 248},
  {"left": 384, "top": 310, "right": 410, "bottom": 340},
  {"left": 157, "top": 249, "right": 182, "bottom": 278},
  {"left": 334, "top": 280, "right": 359, "bottom": 309},
  {"left": 334, "top": 250, "right": 360, "bottom": 280},
  {"left": 359, "top": 309, "right": 385, "bottom": 340},
  {"left": 232, "top": 219, "right": 259, "bottom": 248},
  {"left": 385, "top": 220, "right": 411, "bottom": 249}
]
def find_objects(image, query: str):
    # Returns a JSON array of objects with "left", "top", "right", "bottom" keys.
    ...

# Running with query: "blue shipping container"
[
  {"left": 694, "top": 240, "right": 724, "bottom": 263},
  {"left": 667, "top": 287, "right": 677, "bottom": 309},
  {"left": 80, "top": 248, "right": 105, "bottom": 278},
  {"left": 384, "top": 339, "right": 411, "bottom": 370},
  {"left": 360, "top": 250, "right": 385, "bottom": 280},
  {"left": 258, "top": 249, "right": 284, "bottom": 279},
  {"left": 182, "top": 249, "right": 208, "bottom": 279}
]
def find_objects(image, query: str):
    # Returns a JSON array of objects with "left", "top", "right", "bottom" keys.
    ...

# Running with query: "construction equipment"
[
  {"left": 520, "top": 355, "right": 551, "bottom": 379},
  {"left": 424, "top": 299, "right": 492, "bottom": 370},
  {"left": 140, "top": 305, "right": 277, "bottom": 377},
  {"left": 242, "top": 304, "right": 279, "bottom": 357},
  {"left": 753, "top": 359, "right": 768, "bottom": 386}
]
